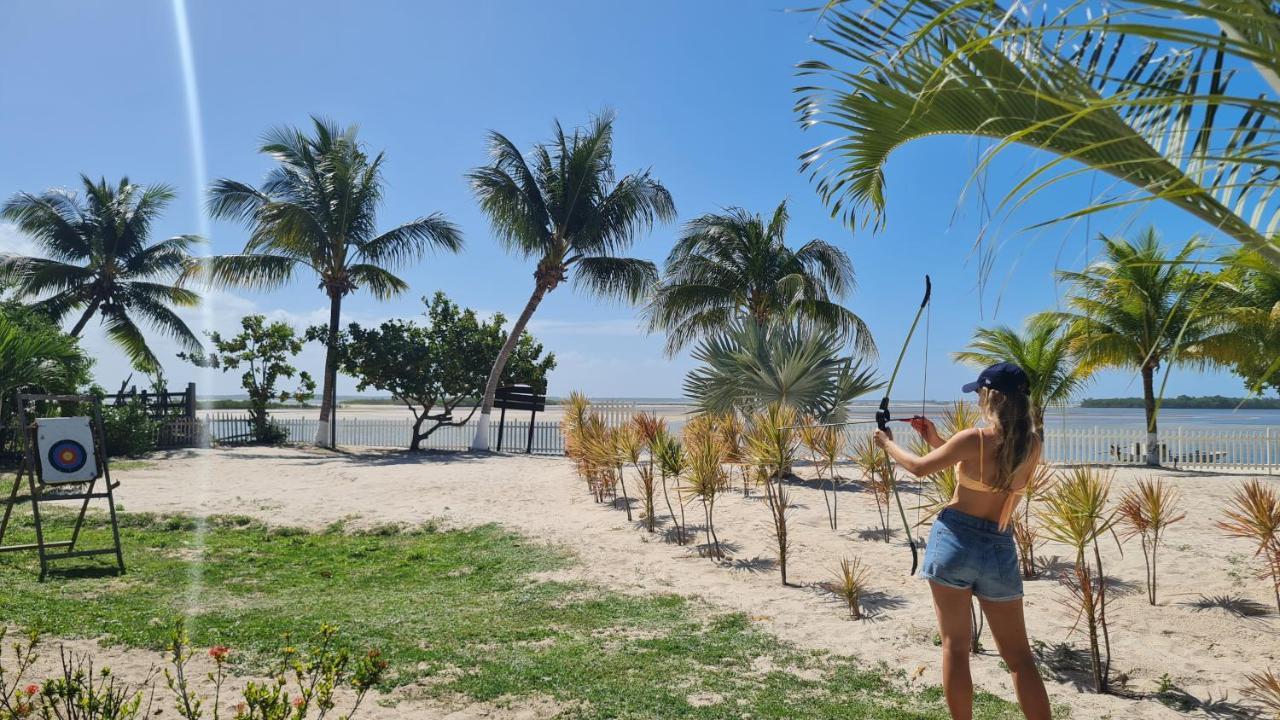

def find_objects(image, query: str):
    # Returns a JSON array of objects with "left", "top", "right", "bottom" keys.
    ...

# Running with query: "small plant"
[
  {"left": 1218, "top": 479, "right": 1280, "bottom": 613},
  {"left": 1014, "top": 465, "right": 1056, "bottom": 579},
  {"left": 849, "top": 435, "right": 893, "bottom": 542},
  {"left": 746, "top": 404, "right": 801, "bottom": 585},
  {"left": 652, "top": 429, "right": 688, "bottom": 545},
  {"left": 619, "top": 418, "right": 658, "bottom": 531},
  {"left": 831, "top": 556, "right": 871, "bottom": 619},
  {"left": 1038, "top": 467, "right": 1117, "bottom": 694},
  {"left": 684, "top": 415, "right": 729, "bottom": 560},
  {"left": 802, "top": 422, "right": 844, "bottom": 530},
  {"left": 1244, "top": 669, "right": 1280, "bottom": 719},
  {"left": 1156, "top": 673, "right": 1176, "bottom": 695},
  {"left": 1116, "top": 478, "right": 1186, "bottom": 605},
  {"left": 0, "top": 628, "right": 153, "bottom": 720},
  {"left": 714, "top": 413, "right": 750, "bottom": 497}
]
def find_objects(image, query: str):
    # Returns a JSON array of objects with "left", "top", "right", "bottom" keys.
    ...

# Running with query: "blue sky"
[{"left": 0, "top": 0, "right": 1252, "bottom": 402}]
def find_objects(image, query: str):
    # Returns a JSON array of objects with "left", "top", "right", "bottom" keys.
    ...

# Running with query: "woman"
[{"left": 873, "top": 362, "right": 1051, "bottom": 720}]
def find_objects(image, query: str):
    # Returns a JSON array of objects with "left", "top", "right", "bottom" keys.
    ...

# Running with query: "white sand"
[{"left": 41, "top": 447, "right": 1280, "bottom": 718}]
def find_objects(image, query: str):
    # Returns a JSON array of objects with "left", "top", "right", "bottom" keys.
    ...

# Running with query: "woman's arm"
[{"left": 874, "top": 427, "right": 979, "bottom": 477}]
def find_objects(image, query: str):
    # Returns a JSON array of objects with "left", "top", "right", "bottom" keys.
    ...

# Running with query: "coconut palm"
[
  {"left": 953, "top": 315, "right": 1087, "bottom": 436},
  {"left": 0, "top": 175, "right": 202, "bottom": 371},
  {"left": 684, "top": 319, "right": 880, "bottom": 421},
  {"left": 1213, "top": 249, "right": 1280, "bottom": 395},
  {"left": 646, "top": 201, "right": 874, "bottom": 356},
  {"left": 798, "top": 0, "right": 1280, "bottom": 268},
  {"left": 1047, "top": 229, "right": 1233, "bottom": 466},
  {"left": 199, "top": 117, "right": 463, "bottom": 447},
  {"left": 468, "top": 112, "right": 675, "bottom": 451},
  {"left": 0, "top": 314, "right": 85, "bottom": 420}
]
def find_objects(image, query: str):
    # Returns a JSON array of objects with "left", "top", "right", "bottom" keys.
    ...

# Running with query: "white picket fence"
[{"left": 200, "top": 410, "right": 1278, "bottom": 473}]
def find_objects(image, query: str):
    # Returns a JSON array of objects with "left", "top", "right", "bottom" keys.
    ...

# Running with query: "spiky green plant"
[
  {"left": 684, "top": 424, "right": 729, "bottom": 560},
  {"left": 831, "top": 556, "right": 871, "bottom": 620},
  {"left": 653, "top": 428, "right": 688, "bottom": 545},
  {"left": 561, "top": 391, "right": 591, "bottom": 477},
  {"left": 746, "top": 404, "right": 801, "bottom": 585},
  {"left": 1117, "top": 479, "right": 1186, "bottom": 605},
  {"left": 1218, "top": 480, "right": 1280, "bottom": 613},
  {"left": 802, "top": 421, "right": 844, "bottom": 530},
  {"left": 1038, "top": 467, "right": 1117, "bottom": 693},
  {"left": 613, "top": 424, "right": 643, "bottom": 523},
  {"left": 849, "top": 434, "right": 893, "bottom": 542},
  {"left": 625, "top": 413, "right": 662, "bottom": 532}
]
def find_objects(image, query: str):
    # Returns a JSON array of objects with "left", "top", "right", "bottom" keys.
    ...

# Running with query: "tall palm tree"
[
  {"left": 201, "top": 117, "right": 463, "bottom": 447},
  {"left": 798, "top": 0, "right": 1280, "bottom": 268},
  {"left": 0, "top": 175, "right": 202, "bottom": 371},
  {"left": 646, "top": 201, "right": 875, "bottom": 356},
  {"left": 467, "top": 112, "right": 676, "bottom": 451},
  {"left": 0, "top": 313, "right": 85, "bottom": 420},
  {"left": 953, "top": 314, "right": 1088, "bottom": 436},
  {"left": 1048, "top": 228, "right": 1233, "bottom": 465}
]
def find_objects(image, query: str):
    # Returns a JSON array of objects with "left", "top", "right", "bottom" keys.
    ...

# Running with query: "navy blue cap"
[{"left": 962, "top": 362, "right": 1030, "bottom": 396}]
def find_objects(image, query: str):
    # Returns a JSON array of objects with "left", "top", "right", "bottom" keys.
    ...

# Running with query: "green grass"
[{"left": 0, "top": 510, "right": 1035, "bottom": 719}]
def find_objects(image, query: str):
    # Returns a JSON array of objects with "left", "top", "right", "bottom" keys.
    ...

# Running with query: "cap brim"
[{"left": 961, "top": 381, "right": 981, "bottom": 393}]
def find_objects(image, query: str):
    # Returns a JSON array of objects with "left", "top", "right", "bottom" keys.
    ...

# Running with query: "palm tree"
[
  {"left": 953, "top": 314, "right": 1088, "bottom": 436},
  {"left": 0, "top": 313, "right": 85, "bottom": 420},
  {"left": 1213, "top": 249, "right": 1280, "bottom": 395},
  {"left": 0, "top": 175, "right": 202, "bottom": 371},
  {"left": 798, "top": 0, "right": 1280, "bottom": 268},
  {"left": 467, "top": 112, "right": 675, "bottom": 451},
  {"left": 646, "top": 201, "right": 875, "bottom": 356},
  {"left": 200, "top": 117, "right": 463, "bottom": 448},
  {"left": 1048, "top": 228, "right": 1233, "bottom": 465},
  {"left": 683, "top": 319, "right": 880, "bottom": 421}
]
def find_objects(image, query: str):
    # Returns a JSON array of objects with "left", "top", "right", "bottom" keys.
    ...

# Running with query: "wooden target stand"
[{"left": 0, "top": 394, "right": 126, "bottom": 580}]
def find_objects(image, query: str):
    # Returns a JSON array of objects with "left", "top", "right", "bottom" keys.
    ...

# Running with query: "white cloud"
[{"left": 0, "top": 222, "right": 38, "bottom": 257}]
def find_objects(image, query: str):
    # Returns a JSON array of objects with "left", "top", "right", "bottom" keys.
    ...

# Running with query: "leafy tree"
[
  {"left": 1213, "top": 249, "right": 1280, "bottom": 395},
  {"left": 180, "top": 315, "right": 315, "bottom": 443},
  {"left": 798, "top": 1, "right": 1280, "bottom": 268},
  {"left": 684, "top": 319, "right": 880, "bottom": 421},
  {"left": 0, "top": 302, "right": 91, "bottom": 421},
  {"left": 953, "top": 315, "right": 1088, "bottom": 436},
  {"left": 199, "top": 117, "right": 463, "bottom": 448},
  {"left": 0, "top": 175, "right": 202, "bottom": 371},
  {"left": 467, "top": 111, "right": 675, "bottom": 450},
  {"left": 646, "top": 200, "right": 874, "bottom": 356},
  {"left": 315, "top": 292, "right": 555, "bottom": 451},
  {"left": 1047, "top": 229, "right": 1234, "bottom": 465}
]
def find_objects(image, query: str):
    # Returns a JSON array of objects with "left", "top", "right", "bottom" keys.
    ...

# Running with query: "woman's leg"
[
  {"left": 929, "top": 581, "right": 975, "bottom": 720},
  {"left": 978, "top": 597, "right": 1051, "bottom": 720}
]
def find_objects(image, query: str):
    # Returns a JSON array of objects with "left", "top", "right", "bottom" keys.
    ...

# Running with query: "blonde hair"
[{"left": 978, "top": 387, "right": 1037, "bottom": 491}]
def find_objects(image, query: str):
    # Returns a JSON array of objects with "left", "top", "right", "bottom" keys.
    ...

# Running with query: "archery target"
[{"left": 35, "top": 417, "right": 99, "bottom": 484}]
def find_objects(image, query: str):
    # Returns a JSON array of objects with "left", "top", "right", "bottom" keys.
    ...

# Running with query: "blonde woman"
[{"left": 873, "top": 362, "right": 1050, "bottom": 720}]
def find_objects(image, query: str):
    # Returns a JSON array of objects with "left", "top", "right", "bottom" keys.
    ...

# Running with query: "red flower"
[
  {"left": 22, "top": 684, "right": 39, "bottom": 697},
  {"left": 208, "top": 645, "right": 231, "bottom": 662},
  {"left": 292, "top": 697, "right": 305, "bottom": 708}
]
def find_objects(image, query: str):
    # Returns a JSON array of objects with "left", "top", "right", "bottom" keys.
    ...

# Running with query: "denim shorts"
[{"left": 919, "top": 507, "right": 1023, "bottom": 602}]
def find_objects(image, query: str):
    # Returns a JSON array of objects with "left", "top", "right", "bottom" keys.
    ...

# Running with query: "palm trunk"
[
  {"left": 470, "top": 283, "right": 548, "bottom": 451},
  {"left": 315, "top": 292, "right": 343, "bottom": 448},
  {"left": 68, "top": 297, "right": 103, "bottom": 337},
  {"left": 1142, "top": 365, "right": 1160, "bottom": 466}
]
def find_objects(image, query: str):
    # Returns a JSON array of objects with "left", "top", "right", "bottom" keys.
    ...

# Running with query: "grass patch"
[
  {"left": 108, "top": 459, "right": 158, "bottom": 472},
  {"left": 0, "top": 510, "right": 1032, "bottom": 718}
]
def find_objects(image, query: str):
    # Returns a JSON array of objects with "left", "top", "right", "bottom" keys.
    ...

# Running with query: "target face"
[
  {"left": 35, "top": 417, "right": 99, "bottom": 484},
  {"left": 47, "top": 440, "right": 88, "bottom": 473}
]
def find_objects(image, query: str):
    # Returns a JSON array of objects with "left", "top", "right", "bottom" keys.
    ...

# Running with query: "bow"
[{"left": 877, "top": 275, "right": 931, "bottom": 576}]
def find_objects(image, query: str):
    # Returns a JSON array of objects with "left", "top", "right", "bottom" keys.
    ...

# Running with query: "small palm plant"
[
  {"left": 625, "top": 413, "right": 663, "bottom": 532},
  {"left": 1244, "top": 669, "right": 1280, "bottom": 719},
  {"left": 1014, "top": 464, "right": 1057, "bottom": 580},
  {"left": 613, "top": 424, "right": 642, "bottom": 523},
  {"left": 561, "top": 391, "right": 592, "bottom": 476},
  {"left": 1037, "top": 467, "right": 1117, "bottom": 693},
  {"left": 580, "top": 419, "right": 619, "bottom": 503},
  {"left": 653, "top": 428, "right": 688, "bottom": 545},
  {"left": 830, "top": 556, "right": 871, "bottom": 620},
  {"left": 850, "top": 434, "right": 894, "bottom": 541},
  {"left": 715, "top": 412, "right": 750, "bottom": 496},
  {"left": 746, "top": 404, "right": 801, "bottom": 585},
  {"left": 803, "top": 422, "right": 844, "bottom": 530},
  {"left": 1218, "top": 480, "right": 1280, "bottom": 614},
  {"left": 684, "top": 422, "right": 729, "bottom": 560},
  {"left": 1116, "top": 478, "right": 1186, "bottom": 605}
]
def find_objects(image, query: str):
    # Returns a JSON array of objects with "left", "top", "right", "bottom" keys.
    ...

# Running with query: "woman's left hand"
[{"left": 873, "top": 428, "right": 893, "bottom": 448}]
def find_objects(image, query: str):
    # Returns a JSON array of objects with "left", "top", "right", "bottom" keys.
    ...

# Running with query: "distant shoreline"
[{"left": 1081, "top": 395, "right": 1280, "bottom": 410}]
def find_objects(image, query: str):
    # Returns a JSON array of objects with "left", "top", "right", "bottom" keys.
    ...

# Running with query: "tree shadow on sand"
[
  {"left": 724, "top": 556, "right": 778, "bottom": 574},
  {"left": 856, "top": 526, "right": 899, "bottom": 542},
  {"left": 691, "top": 540, "right": 743, "bottom": 559},
  {"left": 810, "top": 583, "right": 906, "bottom": 622}
]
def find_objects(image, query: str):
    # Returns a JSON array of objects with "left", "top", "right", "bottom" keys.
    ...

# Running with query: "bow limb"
[{"left": 877, "top": 275, "right": 931, "bottom": 577}]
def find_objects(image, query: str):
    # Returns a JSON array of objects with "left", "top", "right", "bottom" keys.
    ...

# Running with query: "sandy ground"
[{"left": 29, "top": 447, "right": 1280, "bottom": 718}]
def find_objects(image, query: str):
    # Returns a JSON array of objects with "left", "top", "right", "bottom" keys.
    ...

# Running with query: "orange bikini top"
[{"left": 955, "top": 431, "right": 1024, "bottom": 531}]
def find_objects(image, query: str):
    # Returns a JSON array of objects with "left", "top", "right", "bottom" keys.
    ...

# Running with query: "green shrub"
[{"left": 100, "top": 401, "right": 158, "bottom": 457}]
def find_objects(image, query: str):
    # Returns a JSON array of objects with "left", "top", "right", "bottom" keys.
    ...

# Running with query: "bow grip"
[{"left": 876, "top": 396, "right": 891, "bottom": 432}]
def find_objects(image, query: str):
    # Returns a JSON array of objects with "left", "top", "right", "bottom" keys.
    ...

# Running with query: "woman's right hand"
[{"left": 907, "top": 416, "right": 942, "bottom": 446}]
